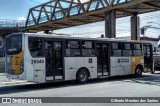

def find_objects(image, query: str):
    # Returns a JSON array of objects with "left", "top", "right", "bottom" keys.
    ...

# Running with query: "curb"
[{"left": 0, "top": 80, "right": 31, "bottom": 85}]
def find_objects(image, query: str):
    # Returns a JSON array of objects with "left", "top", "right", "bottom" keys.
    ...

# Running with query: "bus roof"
[{"left": 11, "top": 33, "right": 150, "bottom": 43}]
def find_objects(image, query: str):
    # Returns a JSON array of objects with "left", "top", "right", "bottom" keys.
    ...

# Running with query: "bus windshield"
[{"left": 6, "top": 34, "right": 22, "bottom": 54}]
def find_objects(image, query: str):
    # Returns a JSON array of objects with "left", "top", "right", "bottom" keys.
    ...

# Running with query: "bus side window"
[
  {"left": 82, "top": 41, "right": 95, "bottom": 56},
  {"left": 123, "top": 43, "right": 132, "bottom": 56},
  {"left": 133, "top": 43, "right": 142, "bottom": 56},
  {"left": 111, "top": 43, "right": 122, "bottom": 56},
  {"left": 28, "top": 37, "right": 43, "bottom": 57},
  {"left": 66, "top": 40, "right": 81, "bottom": 56}
]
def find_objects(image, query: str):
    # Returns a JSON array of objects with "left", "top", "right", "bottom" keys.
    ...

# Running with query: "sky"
[
  {"left": 0, "top": 0, "right": 159, "bottom": 38},
  {"left": 0, "top": 0, "right": 47, "bottom": 20},
  {"left": 54, "top": 11, "right": 160, "bottom": 38}
]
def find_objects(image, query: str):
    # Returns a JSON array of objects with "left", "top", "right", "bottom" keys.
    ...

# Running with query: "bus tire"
[
  {"left": 151, "top": 68, "right": 155, "bottom": 74},
  {"left": 151, "top": 71, "right": 155, "bottom": 74},
  {"left": 76, "top": 68, "right": 89, "bottom": 84},
  {"left": 135, "top": 66, "right": 143, "bottom": 77}
]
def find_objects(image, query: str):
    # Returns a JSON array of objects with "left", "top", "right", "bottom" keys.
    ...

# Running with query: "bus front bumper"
[{"left": 6, "top": 73, "right": 20, "bottom": 79}]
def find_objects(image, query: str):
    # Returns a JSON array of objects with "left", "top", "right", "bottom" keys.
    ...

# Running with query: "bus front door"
[
  {"left": 143, "top": 44, "right": 153, "bottom": 72},
  {"left": 45, "top": 41, "right": 63, "bottom": 80},
  {"left": 97, "top": 43, "right": 109, "bottom": 77}
]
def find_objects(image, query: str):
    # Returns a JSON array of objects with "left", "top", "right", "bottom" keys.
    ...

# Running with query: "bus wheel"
[
  {"left": 135, "top": 67, "right": 142, "bottom": 77},
  {"left": 76, "top": 68, "right": 89, "bottom": 84},
  {"left": 151, "top": 71, "right": 155, "bottom": 74},
  {"left": 151, "top": 68, "right": 155, "bottom": 74}
]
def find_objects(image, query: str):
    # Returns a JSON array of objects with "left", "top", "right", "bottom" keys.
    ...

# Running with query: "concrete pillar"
[
  {"left": 105, "top": 10, "right": 116, "bottom": 38},
  {"left": 131, "top": 13, "right": 140, "bottom": 40}
]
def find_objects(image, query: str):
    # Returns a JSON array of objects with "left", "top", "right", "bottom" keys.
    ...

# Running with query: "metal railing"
[
  {"left": 26, "top": 0, "right": 132, "bottom": 27},
  {"left": 0, "top": 19, "right": 26, "bottom": 28}
]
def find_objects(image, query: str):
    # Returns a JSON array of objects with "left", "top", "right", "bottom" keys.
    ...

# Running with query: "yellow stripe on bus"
[
  {"left": 130, "top": 56, "right": 144, "bottom": 74},
  {"left": 12, "top": 51, "right": 24, "bottom": 75}
]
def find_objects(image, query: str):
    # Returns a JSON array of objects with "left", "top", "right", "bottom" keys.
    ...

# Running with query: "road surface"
[{"left": 0, "top": 72, "right": 160, "bottom": 106}]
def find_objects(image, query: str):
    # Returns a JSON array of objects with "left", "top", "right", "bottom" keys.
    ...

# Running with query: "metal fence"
[{"left": 0, "top": 19, "right": 26, "bottom": 28}]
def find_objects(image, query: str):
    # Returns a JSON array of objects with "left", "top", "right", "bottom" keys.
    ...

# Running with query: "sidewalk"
[{"left": 0, "top": 73, "right": 31, "bottom": 86}]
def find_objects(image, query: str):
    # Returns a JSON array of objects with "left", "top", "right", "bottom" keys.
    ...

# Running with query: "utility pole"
[
  {"left": 141, "top": 22, "right": 160, "bottom": 40},
  {"left": 141, "top": 25, "right": 151, "bottom": 40}
]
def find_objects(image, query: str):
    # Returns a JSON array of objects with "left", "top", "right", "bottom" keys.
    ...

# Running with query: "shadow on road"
[
  {"left": 123, "top": 72, "right": 160, "bottom": 86},
  {"left": 0, "top": 73, "right": 159, "bottom": 95}
]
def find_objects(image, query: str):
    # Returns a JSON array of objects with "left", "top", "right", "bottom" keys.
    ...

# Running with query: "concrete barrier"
[{"left": 0, "top": 57, "right": 5, "bottom": 73}]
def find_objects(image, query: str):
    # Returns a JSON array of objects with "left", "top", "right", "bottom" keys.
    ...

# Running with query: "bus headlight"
[
  {"left": 7, "top": 57, "right": 10, "bottom": 63},
  {"left": 140, "top": 58, "right": 144, "bottom": 64},
  {"left": 11, "top": 70, "right": 15, "bottom": 74}
]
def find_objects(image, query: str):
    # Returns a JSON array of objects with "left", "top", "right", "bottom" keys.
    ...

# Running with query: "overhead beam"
[
  {"left": 115, "top": 8, "right": 136, "bottom": 14},
  {"left": 89, "top": 14, "right": 104, "bottom": 18},
  {"left": 60, "top": 0, "right": 78, "bottom": 4},
  {"left": 52, "top": 22, "right": 72, "bottom": 26},
  {"left": 71, "top": 18, "right": 97, "bottom": 22},
  {"left": 33, "top": 9, "right": 52, "bottom": 13},
  {"left": 26, "top": 0, "right": 160, "bottom": 32},
  {"left": 143, "top": 2, "right": 160, "bottom": 8}
]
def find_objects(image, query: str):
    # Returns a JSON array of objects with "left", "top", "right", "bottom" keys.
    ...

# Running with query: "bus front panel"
[{"left": 5, "top": 34, "right": 24, "bottom": 78}]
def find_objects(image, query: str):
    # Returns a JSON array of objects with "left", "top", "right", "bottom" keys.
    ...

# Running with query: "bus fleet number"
[{"left": 31, "top": 59, "right": 44, "bottom": 64}]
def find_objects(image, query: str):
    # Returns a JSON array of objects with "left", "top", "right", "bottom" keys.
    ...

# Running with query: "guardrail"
[{"left": 0, "top": 19, "right": 26, "bottom": 28}]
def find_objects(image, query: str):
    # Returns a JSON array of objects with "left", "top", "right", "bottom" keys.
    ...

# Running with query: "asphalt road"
[{"left": 0, "top": 72, "right": 160, "bottom": 106}]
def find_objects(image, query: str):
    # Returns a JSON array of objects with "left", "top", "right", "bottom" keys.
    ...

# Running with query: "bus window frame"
[
  {"left": 111, "top": 42, "right": 123, "bottom": 57},
  {"left": 122, "top": 42, "right": 133, "bottom": 57},
  {"left": 132, "top": 43, "right": 142, "bottom": 56},
  {"left": 28, "top": 37, "right": 44, "bottom": 58},
  {"left": 65, "top": 40, "right": 81, "bottom": 57},
  {"left": 81, "top": 40, "right": 96, "bottom": 57},
  {"left": 6, "top": 34, "right": 22, "bottom": 55}
]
